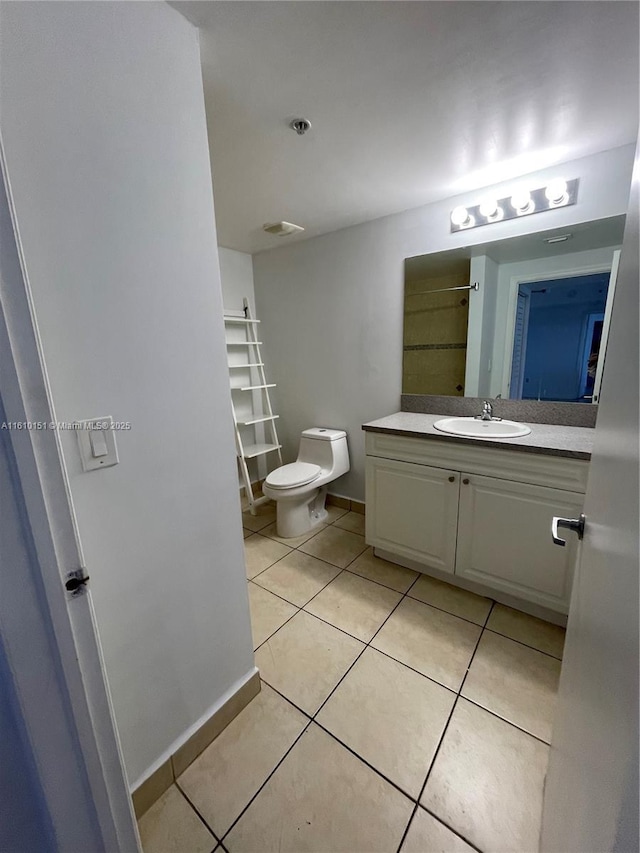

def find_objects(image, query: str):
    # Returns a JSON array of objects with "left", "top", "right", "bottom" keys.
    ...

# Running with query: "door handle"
[{"left": 552, "top": 513, "right": 586, "bottom": 547}]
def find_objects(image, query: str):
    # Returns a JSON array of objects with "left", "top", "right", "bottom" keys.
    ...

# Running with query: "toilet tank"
[{"left": 297, "top": 428, "right": 349, "bottom": 474}]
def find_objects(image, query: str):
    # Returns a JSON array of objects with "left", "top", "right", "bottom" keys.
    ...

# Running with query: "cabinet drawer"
[
  {"left": 365, "top": 430, "right": 588, "bottom": 493},
  {"left": 365, "top": 457, "right": 459, "bottom": 573},
  {"left": 456, "top": 474, "right": 583, "bottom": 612}
]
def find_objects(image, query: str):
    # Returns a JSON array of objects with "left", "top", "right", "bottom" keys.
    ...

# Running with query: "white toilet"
[{"left": 262, "top": 428, "right": 350, "bottom": 539}]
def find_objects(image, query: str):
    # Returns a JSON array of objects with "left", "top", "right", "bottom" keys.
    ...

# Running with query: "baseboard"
[
  {"left": 242, "top": 485, "right": 365, "bottom": 515},
  {"left": 326, "top": 493, "right": 365, "bottom": 514},
  {"left": 131, "top": 669, "right": 261, "bottom": 819},
  {"left": 240, "top": 479, "right": 264, "bottom": 499}
]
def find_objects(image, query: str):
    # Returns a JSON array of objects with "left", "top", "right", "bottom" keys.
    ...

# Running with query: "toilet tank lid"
[{"left": 302, "top": 428, "right": 347, "bottom": 441}]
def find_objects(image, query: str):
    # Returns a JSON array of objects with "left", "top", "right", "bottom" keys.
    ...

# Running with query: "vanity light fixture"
[
  {"left": 510, "top": 188, "right": 535, "bottom": 215},
  {"left": 451, "top": 205, "right": 474, "bottom": 228},
  {"left": 545, "top": 179, "right": 569, "bottom": 206},
  {"left": 479, "top": 198, "right": 504, "bottom": 222},
  {"left": 450, "top": 178, "right": 579, "bottom": 233}
]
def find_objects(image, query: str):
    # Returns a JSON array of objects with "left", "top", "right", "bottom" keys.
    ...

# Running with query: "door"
[
  {"left": 365, "top": 457, "right": 459, "bottom": 572},
  {"left": 456, "top": 474, "right": 582, "bottom": 612},
  {"left": 509, "top": 289, "right": 530, "bottom": 398},
  {"left": 540, "top": 152, "right": 639, "bottom": 850},
  {"left": 592, "top": 248, "right": 621, "bottom": 404},
  {"left": 0, "top": 152, "right": 139, "bottom": 851}
]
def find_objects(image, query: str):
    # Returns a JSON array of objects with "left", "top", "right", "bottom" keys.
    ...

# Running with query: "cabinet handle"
[
  {"left": 462, "top": 478, "right": 470, "bottom": 485},
  {"left": 448, "top": 476, "right": 455, "bottom": 483}
]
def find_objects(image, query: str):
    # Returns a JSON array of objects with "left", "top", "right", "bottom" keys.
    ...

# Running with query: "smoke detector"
[
  {"left": 290, "top": 118, "right": 312, "bottom": 135},
  {"left": 263, "top": 221, "right": 305, "bottom": 237}
]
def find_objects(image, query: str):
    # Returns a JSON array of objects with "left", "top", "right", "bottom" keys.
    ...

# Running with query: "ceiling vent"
[{"left": 263, "top": 221, "right": 305, "bottom": 237}]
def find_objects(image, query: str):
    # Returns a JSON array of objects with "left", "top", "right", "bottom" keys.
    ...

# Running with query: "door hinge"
[{"left": 65, "top": 568, "right": 90, "bottom": 597}]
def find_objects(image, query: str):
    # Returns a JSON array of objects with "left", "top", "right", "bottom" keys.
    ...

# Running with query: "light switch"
[
  {"left": 89, "top": 427, "right": 109, "bottom": 458},
  {"left": 75, "top": 416, "right": 119, "bottom": 472}
]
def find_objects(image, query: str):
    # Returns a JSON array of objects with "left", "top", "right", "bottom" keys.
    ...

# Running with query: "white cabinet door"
[
  {"left": 456, "top": 474, "right": 583, "bottom": 611},
  {"left": 365, "top": 457, "right": 460, "bottom": 573}
]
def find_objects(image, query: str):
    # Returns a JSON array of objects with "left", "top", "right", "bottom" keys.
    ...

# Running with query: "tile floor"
[{"left": 139, "top": 501, "right": 565, "bottom": 853}]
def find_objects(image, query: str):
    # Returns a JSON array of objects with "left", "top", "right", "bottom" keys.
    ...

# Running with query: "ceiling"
[{"left": 175, "top": 2, "right": 639, "bottom": 255}]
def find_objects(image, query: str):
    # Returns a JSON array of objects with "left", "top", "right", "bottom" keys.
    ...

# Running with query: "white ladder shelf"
[{"left": 224, "top": 298, "right": 283, "bottom": 515}]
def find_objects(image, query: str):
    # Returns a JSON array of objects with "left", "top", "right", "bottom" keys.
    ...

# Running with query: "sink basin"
[{"left": 433, "top": 417, "right": 531, "bottom": 438}]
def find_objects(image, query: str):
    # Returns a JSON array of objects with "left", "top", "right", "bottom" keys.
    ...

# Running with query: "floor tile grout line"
[
  {"left": 256, "top": 533, "right": 419, "bottom": 596},
  {"left": 248, "top": 540, "right": 563, "bottom": 662},
  {"left": 248, "top": 534, "right": 367, "bottom": 579},
  {"left": 249, "top": 543, "right": 556, "bottom": 744},
  {"left": 421, "top": 805, "right": 485, "bottom": 853},
  {"left": 251, "top": 568, "right": 351, "bottom": 653},
  {"left": 245, "top": 553, "right": 293, "bottom": 583},
  {"left": 251, "top": 604, "right": 301, "bottom": 654},
  {"left": 366, "top": 645, "right": 459, "bottom": 697},
  {"left": 248, "top": 523, "right": 565, "bottom": 658},
  {"left": 246, "top": 525, "right": 356, "bottom": 602},
  {"left": 313, "top": 718, "right": 421, "bottom": 803},
  {"left": 292, "top": 557, "right": 489, "bottom": 721},
  {"left": 173, "top": 779, "right": 221, "bottom": 846},
  {"left": 248, "top": 564, "right": 340, "bottom": 612},
  {"left": 395, "top": 601, "right": 496, "bottom": 853},
  {"left": 244, "top": 519, "right": 558, "bottom": 848},
  {"left": 311, "top": 578, "right": 415, "bottom": 720},
  {"left": 297, "top": 606, "right": 373, "bottom": 646},
  {"left": 459, "top": 695, "right": 553, "bottom": 747},
  {"left": 253, "top": 674, "right": 448, "bottom": 842},
  {"left": 332, "top": 563, "right": 416, "bottom": 595},
  {"left": 395, "top": 690, "right": 461, "bottom": 853},
  {"left": 258, "top": 591, "right": 552, "bottom": 824},
  {"left": 253, "top": 526, "right": 328, "bottom": 549},
  {"left": 483, "top": 625, "right": 565, "bottom": 661},
  {"left": 257, "top": 679, "right": 314, "bottom": 722},
  {"left": 218, "top": 719, "right": 314, "bottom": 845},
  {"left": 250, "top": 521, "right": 398, "bottom": 654},
  {"left": 457, "top": 600, "right": 495, "bottom": 697},
  {"left": 402, "top": 592, "right": 493, "bottom": 629}
]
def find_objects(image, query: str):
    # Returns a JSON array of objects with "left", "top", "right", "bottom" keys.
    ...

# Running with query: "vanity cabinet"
[
  {"left": 365, "top": 430, "right": 588, "bottom": 614},
  {"left": 455, "top": 474, "right": 582, "bottom": 609},
  {"left": 365, "top": 457, "right": 460, "bottom": 573}
]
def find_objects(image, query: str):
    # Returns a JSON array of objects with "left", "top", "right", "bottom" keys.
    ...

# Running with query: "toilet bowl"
[{"left": 262, "top": 428, "right": 350, "bottom": 539}]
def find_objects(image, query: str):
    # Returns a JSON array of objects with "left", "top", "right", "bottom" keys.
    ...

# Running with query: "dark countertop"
[{"left": 362, "top": 412, "right": 593, "bottom": 460}]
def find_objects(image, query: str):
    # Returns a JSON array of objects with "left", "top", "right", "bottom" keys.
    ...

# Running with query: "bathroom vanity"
[{"left": 363, "top": 413, "right": 593, "bottom": 620}]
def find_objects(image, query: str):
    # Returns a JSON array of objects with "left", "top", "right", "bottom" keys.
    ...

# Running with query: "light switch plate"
[{"left": 75, "top": 416, "right": 119, "bottom": 472}]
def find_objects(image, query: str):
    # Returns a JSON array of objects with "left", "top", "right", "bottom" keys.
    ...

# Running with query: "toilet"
[{"left": 262, "top": 428, "right": 350, "bottom": 539}]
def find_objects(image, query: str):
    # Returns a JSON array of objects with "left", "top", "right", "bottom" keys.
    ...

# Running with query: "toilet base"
[{"left": 275, "top": 486, "right": 328, "bottom": 539}]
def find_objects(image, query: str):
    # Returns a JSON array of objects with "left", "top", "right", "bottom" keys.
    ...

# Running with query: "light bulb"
[
  {"left": 510, "top": 189, "right": 533, "bottom": 213},
  {"left": 479, "top": 199, "right": 500, "bottom": 219},
  {"left": 451, "top": 206, "right": 471, "bottom": 227},
  {"left": 545, "top": 179, "right": 568, "bottom": 204}
]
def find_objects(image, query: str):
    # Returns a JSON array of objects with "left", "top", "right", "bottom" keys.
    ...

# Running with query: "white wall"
[
  {"left": 253, "top": 145, "right": 635, "bottom": 500},
  {"left": 0, "top": 1, "right": 254, "bottom": 787},
  {"left": 219, "top": 247, "right": 256, "bottom": 314}
]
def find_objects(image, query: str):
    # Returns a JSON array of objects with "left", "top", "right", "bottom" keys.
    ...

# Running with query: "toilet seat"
[{"left": 265, "top": 462, "right": 321, "bottom": 489}]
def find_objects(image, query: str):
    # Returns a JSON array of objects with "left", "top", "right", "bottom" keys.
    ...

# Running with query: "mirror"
[{"left": 403, "top": 216, "right": 625, "bottom": 403}]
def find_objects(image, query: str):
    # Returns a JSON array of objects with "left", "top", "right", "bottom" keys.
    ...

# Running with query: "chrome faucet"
[{"left": 480, "top": 400, "right": 493, "bottom": 421}]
